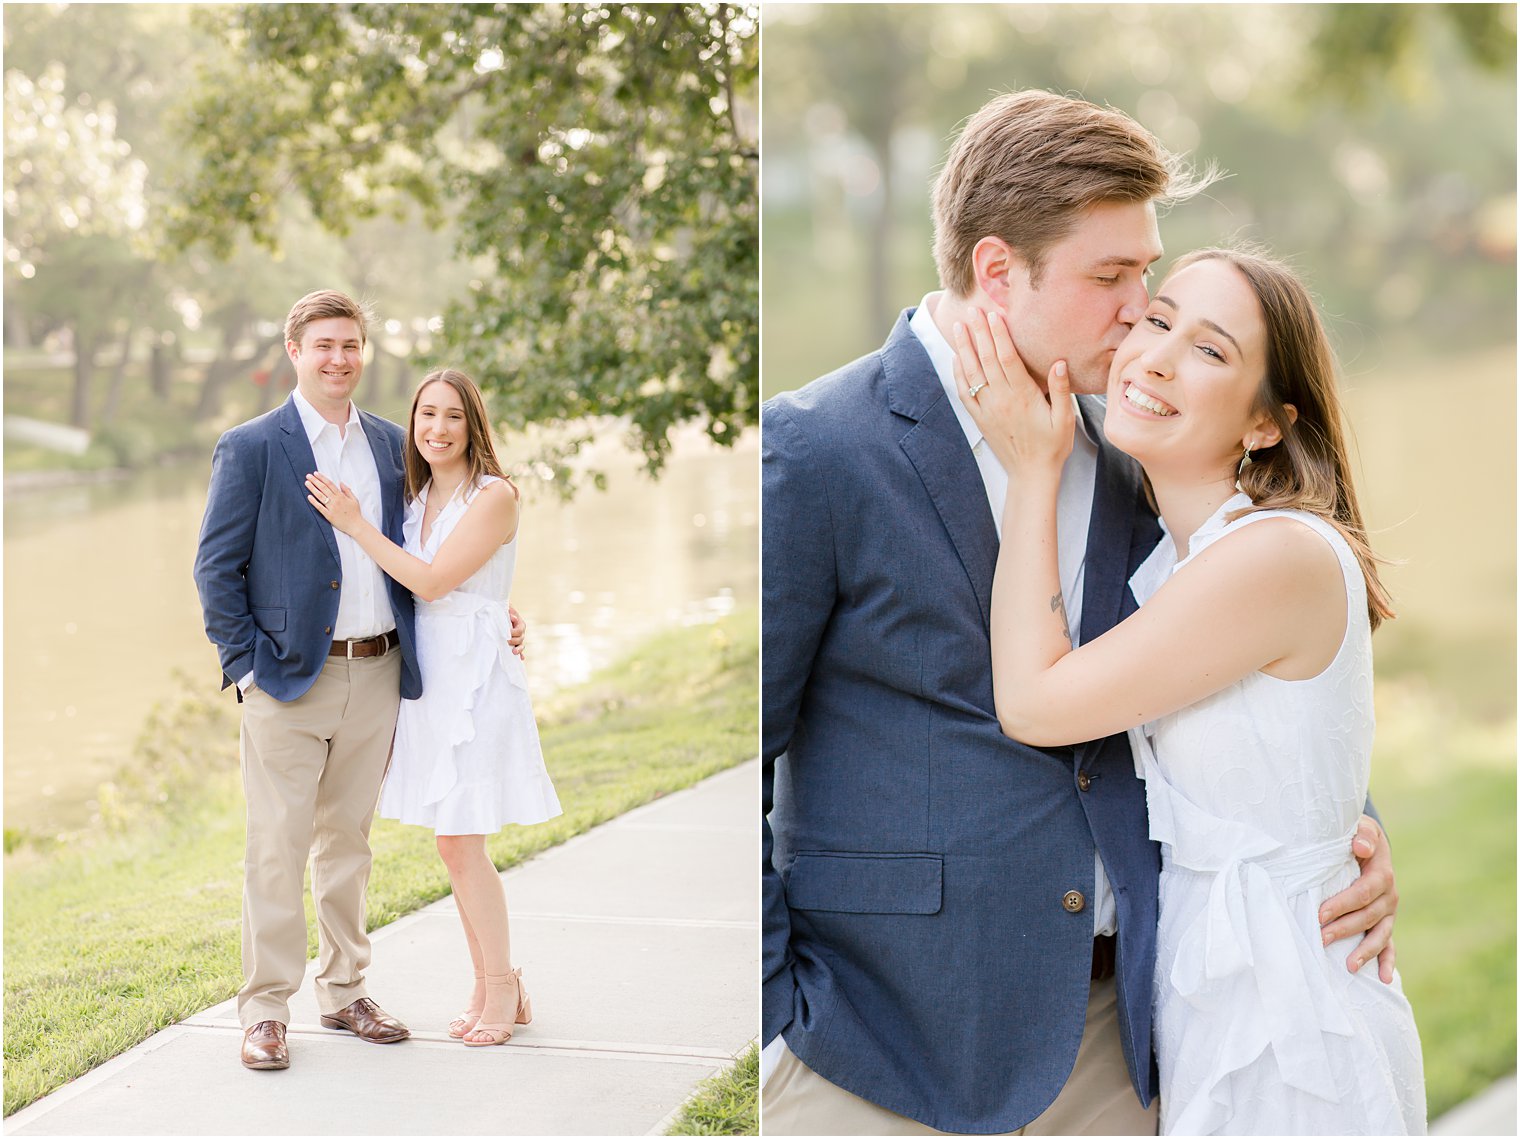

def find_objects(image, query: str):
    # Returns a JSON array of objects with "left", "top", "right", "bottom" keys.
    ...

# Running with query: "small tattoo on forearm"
[{"left": 1050, "top": 592, "right": 1070, "bottom": 641}]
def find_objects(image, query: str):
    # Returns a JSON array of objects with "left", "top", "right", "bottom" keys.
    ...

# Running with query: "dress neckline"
[
  {"left": 1128, "top": 491, "right": 1256, "bottom": 607},
  {"left": 1174, "top": 491, "right": 1254, "bottom": 571},
  {"left": 417, "top": 480, "right": 468, "bottom": 549},
  {"left": 411, "top": 475, "right": 511, "bottom": 555}
]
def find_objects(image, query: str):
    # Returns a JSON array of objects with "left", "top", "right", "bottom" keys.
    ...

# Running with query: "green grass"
[
  {"left": 1369, "top": 674, "right": 1516, "bottom": 1119},
  {"left": 2, "top": 609, "right": 758, "bottom": 1117},
  {"left": 666, "top": 1044, "right": 759, "bottom": 1136},
  {"left": 1341, "top": 346, "right": 1517, "bottom": 1117}
]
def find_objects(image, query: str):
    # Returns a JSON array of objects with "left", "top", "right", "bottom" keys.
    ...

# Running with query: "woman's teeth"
[{"left": 1124, "top": 384, "right": 1177, "bottom": 416}]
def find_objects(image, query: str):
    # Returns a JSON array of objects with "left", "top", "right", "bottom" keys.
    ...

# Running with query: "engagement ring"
[{"left": 969, "top": 382, "right": 987, "bottom": 398}]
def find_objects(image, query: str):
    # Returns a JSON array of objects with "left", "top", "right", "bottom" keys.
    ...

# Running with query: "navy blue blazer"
[
  {"left": 193, "top": 395, "right": 421, "bottom": 704},
  {"left": 762, "top": 311, "right": 1164, "bottom": 1133}
]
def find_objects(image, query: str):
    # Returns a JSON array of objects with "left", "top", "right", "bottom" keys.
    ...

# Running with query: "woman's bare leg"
[
  {"left": 436, "top": 834, "right": 516, "bottom": 1031},
  {"left": 439, "top": 836, "right": 488, "bottom": 1030}
]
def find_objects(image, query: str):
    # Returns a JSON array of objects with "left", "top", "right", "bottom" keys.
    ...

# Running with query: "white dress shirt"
[
  {"left": 295, "top": 388, "right": 395, "bottom": 639},
  {"left": 239, "top": 391, "right": 394, "bottom": 692}
]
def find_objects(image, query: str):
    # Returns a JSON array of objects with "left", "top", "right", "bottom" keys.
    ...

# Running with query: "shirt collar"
[
  {"left": 292, "top": 387, "right": 361, "bottom": 444},
  {"left": 909, "top": 290, "right": 1097, "bottom": 451}
]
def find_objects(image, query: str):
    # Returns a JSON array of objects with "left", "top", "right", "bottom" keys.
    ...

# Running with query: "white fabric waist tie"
[
  {"left": 1130, "top": 727, "right": 1362, "bottom": 1131},
  {"left": 414, "top": 590, "right": 527, "bottom": 806}
]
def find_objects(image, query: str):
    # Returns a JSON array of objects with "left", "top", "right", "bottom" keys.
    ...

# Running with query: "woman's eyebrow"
[{"left": 1154, "top": 293, "right": 1241, "bottom": 355}]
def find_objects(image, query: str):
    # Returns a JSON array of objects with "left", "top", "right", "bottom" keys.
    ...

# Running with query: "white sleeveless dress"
[
  {"left": 1127, "top": 493, "right": 1426, "bottom": 1136},
  {"left": 378, "top": 475, "right": 562, "bottom": 835}
]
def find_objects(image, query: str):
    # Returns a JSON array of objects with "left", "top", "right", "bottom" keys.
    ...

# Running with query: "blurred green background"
[
  {"left": 762, "top": 2, "right": 1516, "bottom": 1120},
  {"left": 4, "top": 6, "right": 759, "bottom": 1123}
]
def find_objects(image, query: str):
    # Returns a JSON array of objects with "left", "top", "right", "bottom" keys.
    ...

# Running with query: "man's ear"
[
  {"left": 285, "top": 339, "right": 300, "bottom": 366},
  {"left": 971, "top": 236, "right": 1029, "bottom": 306}
]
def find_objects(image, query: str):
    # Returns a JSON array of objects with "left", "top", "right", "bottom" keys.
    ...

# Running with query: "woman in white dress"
[
  {"left": 954, "top": 248, "right": 1425, "bottom": 1134},
  {"left": 305, "top": 367, "right": 561, "bottom": 1048}
]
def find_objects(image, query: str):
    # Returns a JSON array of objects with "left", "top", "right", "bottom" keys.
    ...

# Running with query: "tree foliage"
[
  {"left": 170, "top": 3, "right": 758, "bottom": 478},
  {"left": 3, "top": 6, "right": 328, "bottom": 430},
  {"left": 3, "top": 64, "right": 148, "bottom": 273},
  {"left": 1306, "top": 3, "right": 1515, "bottom": 105},
  {"left": 761, "top": 3, "right": 1516, "bottom": 391}
]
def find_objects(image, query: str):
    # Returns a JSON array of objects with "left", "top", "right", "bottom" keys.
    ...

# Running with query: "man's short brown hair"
[
  {"left": 931, "top": 90, "right": 1217, "bottom": 295},
  {"left": 284, "top": 290, "right": 371, "bottom": 347}
]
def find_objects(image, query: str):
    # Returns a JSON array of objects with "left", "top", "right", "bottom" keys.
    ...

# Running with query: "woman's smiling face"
[
  {"left": 1103, "top": 257, "right": 1277, "bottom": 482},
  {"left": 412, "top": 379, "right": 470, "bottom": 468}
]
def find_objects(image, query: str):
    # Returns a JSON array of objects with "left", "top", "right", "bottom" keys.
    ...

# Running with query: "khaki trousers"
[
  {"left": 762, "top": 977, "right": 1159, "bottom": 1136},
  {"left": 237, "top": 652, "right": 402, "bottom": 1027}
]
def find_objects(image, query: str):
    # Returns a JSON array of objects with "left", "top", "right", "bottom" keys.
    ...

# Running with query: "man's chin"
[{"left": 1066, "top": 369, "right": 1109, "bottom": 397}]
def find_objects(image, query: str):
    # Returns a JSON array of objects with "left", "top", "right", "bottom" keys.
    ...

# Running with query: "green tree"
[
  {"left": 4, "top": 6, "right": 299, "bottom": 433},
  {"left": 761, "top": 4, "right": 1515, "bottom": 393},
  {"left": 3, "top": 62, "right": 151, "bottom": 427},
  {"left": 171, "top": 3, "right": 758, "bottom": 481},
  {"left": 761, "top": 7, "right": 936, "bottom": 342},
  {"left": 1306, "top": 3, "right": 1516, "bottom": 105},
  {"left": 2, "top": 5, "right": 490, "bottom": 440}
]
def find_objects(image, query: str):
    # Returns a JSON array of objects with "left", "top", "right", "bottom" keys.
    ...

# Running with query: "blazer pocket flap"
[
  {"left": 786, "top": 852, "right": 943, "bottom": 915},
  {"left": 252, "top": 606, "right": 286, "bottom": 632}
]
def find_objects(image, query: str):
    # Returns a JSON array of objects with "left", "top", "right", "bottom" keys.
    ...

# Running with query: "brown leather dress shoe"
[
  {"left": 241, "top": 1020, "right": 289, "bottom": 1070},
  {"left": 319, "top": 997, "right": 411, "bottom": 1043}
]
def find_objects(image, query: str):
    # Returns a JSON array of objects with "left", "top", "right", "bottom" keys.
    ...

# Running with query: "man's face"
[
  {"left": 288, "top": 316, "right": 364, "bottom": 412},
  {"left": 997, "top": 200, "right": 1163, "bottom": 395}
]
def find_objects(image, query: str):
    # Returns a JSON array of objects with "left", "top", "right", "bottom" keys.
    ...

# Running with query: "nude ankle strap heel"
[
  {"left": 462, "top": 968, "right": 530, "bottom": 1047},
  {"left": 485, "top": 967, "right": 532, "bottom": 1025}
]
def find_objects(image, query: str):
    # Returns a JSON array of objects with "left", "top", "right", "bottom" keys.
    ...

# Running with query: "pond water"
[{"left": 3, "top": 429, "right": 758, "bottom": 835}]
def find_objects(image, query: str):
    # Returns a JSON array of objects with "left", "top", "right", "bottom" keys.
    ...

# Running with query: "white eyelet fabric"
[{"left": 1129, "top": 495, "right": 1426, "bottom": 1135}]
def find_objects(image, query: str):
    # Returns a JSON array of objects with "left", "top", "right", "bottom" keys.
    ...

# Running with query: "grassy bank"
[
  {"left": 3, "top": 609, "right": 758, "bottom": 1118},
  {"left": 667, "top": 1044, "right": 759, "bottom": 1135},
  {"left": 1370, "top": 673, "right": 1516, "bottom": 1119}
]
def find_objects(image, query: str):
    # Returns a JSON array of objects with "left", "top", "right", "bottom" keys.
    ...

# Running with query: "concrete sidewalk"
[
  {"left": 1431, "top": 1074, "right": 1517, "bottom": 1136},
  {"left": 7, "top": 760, "right": 759, "bottom": 1137}
]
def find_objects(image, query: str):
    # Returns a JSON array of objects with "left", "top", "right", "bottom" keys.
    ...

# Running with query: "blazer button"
[
  {"left": 1077, "top": 771, "right": 1092, "bottom": 792},
  {"left": 1062, "top": 890, "right": 1086, "bottom": 913},
  {"left": 330, "top": 580, "right": 340, "bottom": 589},
  {"left": 324, "top": 626, "right": 333, "bottom": 635}
]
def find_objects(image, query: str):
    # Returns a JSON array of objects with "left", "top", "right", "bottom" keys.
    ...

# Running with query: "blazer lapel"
[
  {"left": 277, "top": 396, "right": 341, "bottom": 566},
  {"left": 886, "top": 311, "right": 999, "bottom": 630},
  {"left": 1075, "top": 396, "right": 1152, "bottom": 648},
  {"left": 1073, "top": 396, "right": 1160, "bottom": 772}
]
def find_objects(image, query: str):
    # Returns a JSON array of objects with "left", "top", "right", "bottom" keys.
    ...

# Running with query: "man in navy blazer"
[
  {"left": 761, "top": 92, "right": 1401, "bottom": 1134},
  {"left": 195, "top": 289, "right": 518, "bottom": 1071}
]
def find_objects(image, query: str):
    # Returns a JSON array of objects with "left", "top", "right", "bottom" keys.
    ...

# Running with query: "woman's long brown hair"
[{"left": 1173, "top": 247, "right": 1394, "bottom": 630}]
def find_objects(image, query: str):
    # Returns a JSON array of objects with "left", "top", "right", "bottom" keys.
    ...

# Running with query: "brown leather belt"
[
  {"left": 1091, "top": 933, "right": 1117, "bottom": 982},
  {"left": 328, "top": 630, "right": 399, "bottom": 659}
]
